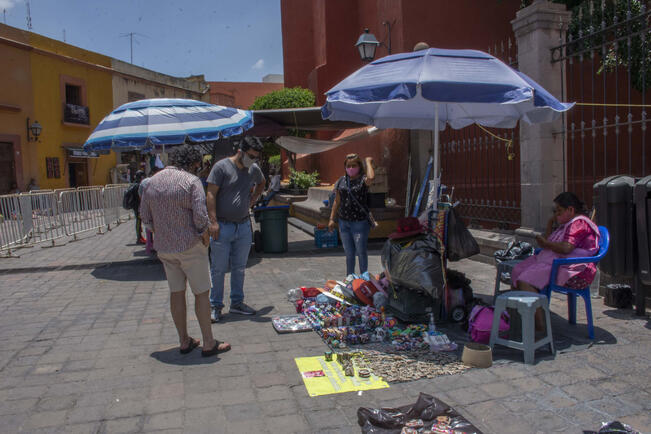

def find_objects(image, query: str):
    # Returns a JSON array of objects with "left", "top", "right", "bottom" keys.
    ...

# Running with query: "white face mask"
[{"left": 241, "top": 152, "right": 255, "bottom": 169}]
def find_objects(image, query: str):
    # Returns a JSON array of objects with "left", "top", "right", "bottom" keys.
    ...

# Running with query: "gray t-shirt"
[{"left": 207, "top": 157, "right": 264, "bottom": 222}]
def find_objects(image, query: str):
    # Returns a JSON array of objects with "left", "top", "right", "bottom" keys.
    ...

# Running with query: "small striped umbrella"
[{"left": 83, "top": 98, "right": 253, "bottom": 151}]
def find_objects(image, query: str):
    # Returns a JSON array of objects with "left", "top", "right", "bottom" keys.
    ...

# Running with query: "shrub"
[{"left": 289, "top": 169, "right": 319, "bottom": 190}]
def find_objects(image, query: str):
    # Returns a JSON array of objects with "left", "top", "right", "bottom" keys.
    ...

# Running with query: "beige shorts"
[{"left": 158, "top": 242, "right": 210, "bottom": 295}]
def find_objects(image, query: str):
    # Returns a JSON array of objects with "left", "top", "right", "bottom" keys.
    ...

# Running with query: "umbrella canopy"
[
  {"left": 321, "top": 48, "right": 573, "bottom": 130},
  {"left": 84, "top": 98, "right": 253, "bottom": 151}
]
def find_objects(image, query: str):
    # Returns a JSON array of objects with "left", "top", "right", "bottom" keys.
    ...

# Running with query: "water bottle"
[
  {"left": 428, "top": 312, "right": 436, "bottom": 334},
  {"left": 590, "top": 269, "right": 601, "bottom": 299}
]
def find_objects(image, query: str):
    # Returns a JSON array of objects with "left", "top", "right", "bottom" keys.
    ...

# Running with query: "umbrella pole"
[{"left": 433, "top": 102, "right": 439, "bottom": 182}]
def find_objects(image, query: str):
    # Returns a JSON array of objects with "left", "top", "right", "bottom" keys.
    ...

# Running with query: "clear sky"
[{"left": 0, "top": 0, "right": 284, "bottom": 82}]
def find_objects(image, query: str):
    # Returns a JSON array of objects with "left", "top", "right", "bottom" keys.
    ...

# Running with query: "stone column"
[{"left": 512, "top": 0, "right": 571, "bottom": 241}]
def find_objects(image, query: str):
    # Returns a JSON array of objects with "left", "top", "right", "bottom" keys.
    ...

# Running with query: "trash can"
[
  {"left": 593, "top": 175, "right": 636, "bottom": 277},
  {"left": 635, "top": 175, "right": 651, "bottom": 286},
  {"left": 252, "top": 205, "right": 289, "bottom": 253}
]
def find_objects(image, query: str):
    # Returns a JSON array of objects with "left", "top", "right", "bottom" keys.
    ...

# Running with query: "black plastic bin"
[
  {"left": 635, "top": 175, "right": 651, "bottom": 286},
  {"left": 593, "top": 175, "right": 637, "bottom": 277},
  {"left": 252, "top": 206, "right": 289, "bottom": 253}
]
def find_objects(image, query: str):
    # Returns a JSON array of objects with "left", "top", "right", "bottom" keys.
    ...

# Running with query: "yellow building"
[
  {"left": 29, "top": 31, "right": 116, "bottom": 189},
  {"left": 0, "top": 23, "right": 212, "bottom": 193},
  {"left": 0, "top": 23, "right": 116, "bottom": 191}
]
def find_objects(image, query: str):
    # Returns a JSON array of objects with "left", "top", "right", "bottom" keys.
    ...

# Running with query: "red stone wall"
[{"left": 208, "top": 82, "right": 284, "bottom": 110}]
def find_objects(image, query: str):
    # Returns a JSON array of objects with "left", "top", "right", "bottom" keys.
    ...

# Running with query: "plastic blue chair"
[{"left": 540, "top": 226, "right": 610, "bottom": 340}]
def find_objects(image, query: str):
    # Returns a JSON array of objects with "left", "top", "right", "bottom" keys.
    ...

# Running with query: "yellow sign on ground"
[{"left": 295, "top": 356, "right": 390, "bottom": 397}]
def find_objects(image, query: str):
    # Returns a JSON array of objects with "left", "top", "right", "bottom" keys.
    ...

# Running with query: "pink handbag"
[{"left": 468, "top": 305, "right": 510, "bottom": 344}]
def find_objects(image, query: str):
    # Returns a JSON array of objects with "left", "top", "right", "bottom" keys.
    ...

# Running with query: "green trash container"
[{"left": 252, "top": 206, "right": 289, "bottom": 253}]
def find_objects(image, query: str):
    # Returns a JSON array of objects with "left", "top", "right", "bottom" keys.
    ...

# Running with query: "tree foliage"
[{"left": 249, "top": 87, "right": 316, "bottom": 110}]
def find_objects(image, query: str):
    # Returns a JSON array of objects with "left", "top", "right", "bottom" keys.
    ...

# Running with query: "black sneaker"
[
  {"left": 229, "top": 302, "right": 256, "bottom": 315},
  {"left": 210, "top": 307, "right": 223, "bottom": 323}
]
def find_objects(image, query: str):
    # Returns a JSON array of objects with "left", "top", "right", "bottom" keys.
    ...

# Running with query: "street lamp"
[
  {"left": 26, "top": 118, "right": 42, "bottom": 142},
  {"left": 355, "top": 28, "right": 379, "bottom": 62},
  {"left": 356, "top": 21, "right": 393, "bottom": 62}
]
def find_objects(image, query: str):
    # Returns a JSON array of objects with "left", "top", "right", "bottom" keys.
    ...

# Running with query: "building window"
[
  {"left": 65, "top": 84, "right": 82, "bottom": 106},
  {"left": 128, "top": 91, "right": 145, "bottom": 102},
  {"left": 46, "top": 157, "right": 60, "bottom": 178},
  {"left": 60, "top": 75, "right": 89, "bottom": 125}
]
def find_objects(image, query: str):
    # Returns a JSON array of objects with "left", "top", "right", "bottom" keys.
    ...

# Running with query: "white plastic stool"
[{"left": 489, "top": 291, "right": 555, "bottom": 364}]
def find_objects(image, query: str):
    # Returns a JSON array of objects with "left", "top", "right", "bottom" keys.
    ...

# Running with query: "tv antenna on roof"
[
  {"left": 120, "top": 32, "right": 148, "bottom": 64},
  {"left": 26, "top": 0, "right": 32, "bottom": 30}
]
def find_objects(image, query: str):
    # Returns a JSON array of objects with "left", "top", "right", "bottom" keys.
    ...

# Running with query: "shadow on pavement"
[
  {"left": 219, "top": 305, "right": 274, "bottom": 324},
  {"left": 150, "top": 348, "right": 222, "bottom": 365},
  {"left": 602, "top": 308, "right": 651, "bottom": 329},
  {"left": 92, "top": 261, "right": 166, "bottom": 281},
  {"left": 443, "top": 309, "right": 618, "bottom": 365}
]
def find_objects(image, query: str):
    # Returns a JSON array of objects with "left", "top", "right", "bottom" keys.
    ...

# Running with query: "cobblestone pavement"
[{"left": 0, "top": 220, "right": 649, "bottom": 433}]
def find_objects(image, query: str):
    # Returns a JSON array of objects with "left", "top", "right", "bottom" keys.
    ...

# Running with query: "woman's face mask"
[{"left": 346, "top": 166, "right": 359, "bottom": 177}]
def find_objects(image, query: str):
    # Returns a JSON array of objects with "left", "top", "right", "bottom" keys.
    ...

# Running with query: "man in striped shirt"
[{"left": 140, "top": 146, "right": 230, "bottom": 357}]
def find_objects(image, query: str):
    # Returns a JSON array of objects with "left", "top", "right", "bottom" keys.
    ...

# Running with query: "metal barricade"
[
  {"left": 0, "top": 194, "right": 28, "bottom": 256},
  {"left": 101, "top": 186, "right": 126, "bottom": 229},
  {"left": 59, "top": 188, "right": 105, "bottom": 240},
  {"left": 21, "top": 191, "right": 66, "bottom": 247},
  {"left": 105, "top": 184, "right": 132, "bottom": 223}
]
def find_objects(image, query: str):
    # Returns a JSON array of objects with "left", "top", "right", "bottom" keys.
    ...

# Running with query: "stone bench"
[{"left": 292, "top": 186, "right": 405, "bottom": 239}]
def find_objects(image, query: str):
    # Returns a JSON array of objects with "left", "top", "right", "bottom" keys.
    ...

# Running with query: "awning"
[
  {"left": 64, "top": 146, "right": 105, "bottom": 158},
  {"left": 249, "top": 107, "right": 366, "bottom": 136},
  {"left": 276, "top": 126, "right": 378, "bottom": 154}
]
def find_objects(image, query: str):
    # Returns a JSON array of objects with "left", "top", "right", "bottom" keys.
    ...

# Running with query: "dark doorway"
[
  {"left": 68, "top": 160, "right": 88, "bottom": 187},
  {"left": 0, "top": 142, "right": 16, "bottom": 194}
]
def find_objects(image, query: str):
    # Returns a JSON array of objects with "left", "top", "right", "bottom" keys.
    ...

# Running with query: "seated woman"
[{"left": 511, "top": 192, "right": 600, "bottom": 329}]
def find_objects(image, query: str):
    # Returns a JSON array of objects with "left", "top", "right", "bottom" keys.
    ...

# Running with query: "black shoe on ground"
[
  {"left": 210, "top": 307, "right": 223, "bottom": 323},
  {"left": 229, "top": 302, "right": 256, "bottom": 315}
]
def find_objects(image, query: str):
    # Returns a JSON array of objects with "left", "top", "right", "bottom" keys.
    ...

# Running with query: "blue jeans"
[
  {"left": 338, "top": 219, "right": 370, "bottom": 276},
  {"left": 209, "top": 220, "right": 251, "bottom": 309}
]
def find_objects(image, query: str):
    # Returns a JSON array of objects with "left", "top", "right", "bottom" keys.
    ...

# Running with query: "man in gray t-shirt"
[{"left": 206, "top": 137, "right": 265, "bottom": 322}]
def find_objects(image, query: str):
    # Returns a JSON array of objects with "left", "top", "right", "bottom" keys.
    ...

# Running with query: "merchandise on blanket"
[
  {"left": 468, "top": 305, "right": 509, "bottom": 344},
  {"left": 584, "top": 420, "right": 640, "bottom": 434},
  {"left": 381, "top": 234, "right": 445, "bottom": 298},
  {"left": 300, "top": 286, "right": 321, "bottom": 298},
  {"left": 361, "top": 349, "right": 469, "bottom": 383},
  {"left": 287, "top": 288, "right": 303, "bottom": 302},
  {"left": 353, "top": 279, "right": 381, "bottom": 306},
  {"left": 423, "top": 332, "right": 458, "bottom": 352},
  {"left": 271, "top": 314, "right": 313, "bottom": 333},
  {"left": 357, "top": 392, "right": 483, "bottom": 434}
]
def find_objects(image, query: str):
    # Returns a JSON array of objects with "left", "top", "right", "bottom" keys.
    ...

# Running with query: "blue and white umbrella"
[
  {"left": 322, "top": 48, "right": 574, "bottom": 178},
  {"left": 84, "top": 98, "right": 253, "bottom": 151}
]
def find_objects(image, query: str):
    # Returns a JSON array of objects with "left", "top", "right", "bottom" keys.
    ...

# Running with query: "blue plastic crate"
[{"left": 314, "top": 227, "right": 338, "bottom": 248}]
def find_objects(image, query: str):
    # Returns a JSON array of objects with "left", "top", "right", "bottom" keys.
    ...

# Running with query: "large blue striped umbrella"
[{"left": 83, "top": 98, "right": 253, "bottom": 151}]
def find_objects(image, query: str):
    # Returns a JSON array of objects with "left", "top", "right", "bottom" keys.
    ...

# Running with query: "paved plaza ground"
[{"left": 0, "top": 220, "right": 649, "bottom": 433}]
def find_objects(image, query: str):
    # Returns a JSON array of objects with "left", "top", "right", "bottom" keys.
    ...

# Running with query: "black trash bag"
[
  {"left": 357, "top": 393, "right": 483, "bottom": 434},
  {"left": 494, "top": 241, "right": 535, "bottom": 264},
  {"left": 381, "top": 234, "right": 445, "bottom": 299},
  {"left": 583, "top": 420, "right": 641, "bottom": 434},
  {"left": 446, "top": 268, "right": 474, "bottom": 304},
  {"left": 446, "top": 207, "right": 480, "bottom": 261}
]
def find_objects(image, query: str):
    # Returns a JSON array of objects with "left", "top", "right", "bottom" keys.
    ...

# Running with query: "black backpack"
[{"left": 122, "top": 183, "right": 140, "bottom": 210}]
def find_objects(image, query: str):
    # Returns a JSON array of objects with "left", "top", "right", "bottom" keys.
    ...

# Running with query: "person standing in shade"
[
  {"left": 133, "top": 170, "right": 146, "bottom": 244},
  {"left": 328, "top": 154, "right": 375, "bottom": 276},
  {"left": 207, "top": 137, "right": 265, "bottom": 323},
  {"left": 140, "top": 145, "right": 230, "bottom": 357}
]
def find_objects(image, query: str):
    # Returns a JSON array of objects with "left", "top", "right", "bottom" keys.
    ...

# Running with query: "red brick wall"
[
  {"left": 280, "top": 0, "right": 521, "bottom": 202},
  {"left": 208, "top": 82, "right": 284, "bottom": 110}
]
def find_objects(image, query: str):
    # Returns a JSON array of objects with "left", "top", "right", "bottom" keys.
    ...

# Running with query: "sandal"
[
  {"left": 201, "top": 340, "right": 231, "bottom": 357},
  {"left": 179, "top": 337, "right": 200, "bottom": 354}
]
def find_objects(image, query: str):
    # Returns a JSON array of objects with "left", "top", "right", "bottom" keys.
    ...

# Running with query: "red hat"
[
  {"left": 388, "top": 217, "right": 425, "bottom": 240},
  {"left": 352, "top": 279, "right": 379, "bottom": 306}
]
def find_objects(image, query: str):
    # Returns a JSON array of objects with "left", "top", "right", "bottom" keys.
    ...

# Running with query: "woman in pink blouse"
[{"left": 511, "top": 192, "right": 600, "bottom": 330}]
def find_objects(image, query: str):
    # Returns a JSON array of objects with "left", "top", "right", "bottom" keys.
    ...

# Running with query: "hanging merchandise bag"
[{"left": 446, "top": 206, "right": 480, "bottom": 261}]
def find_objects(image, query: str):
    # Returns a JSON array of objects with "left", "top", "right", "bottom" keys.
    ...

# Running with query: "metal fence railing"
[{"left": 0, "top": 184, "right": 134, "bottom": 256}]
